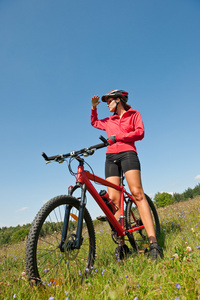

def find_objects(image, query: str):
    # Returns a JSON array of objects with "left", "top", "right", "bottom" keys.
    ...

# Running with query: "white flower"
[
  {"left": 173, "top": 253, "right": 179, "bottom": 258},
  {"left": 186, "top": 246, "right": 192, "bottom": 252}
]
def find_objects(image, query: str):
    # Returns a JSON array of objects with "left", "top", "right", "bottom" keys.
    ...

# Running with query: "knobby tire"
[
  {"left": 125, "top": 194, "right": 160, "bottom": 252},
  {"left": 25, "top": 195, "right": 96, "bottom": 284}
]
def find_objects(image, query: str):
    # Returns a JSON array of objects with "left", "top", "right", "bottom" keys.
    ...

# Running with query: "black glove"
[{"left": 107, "top": 135, "right": 116, "bottom": 145}]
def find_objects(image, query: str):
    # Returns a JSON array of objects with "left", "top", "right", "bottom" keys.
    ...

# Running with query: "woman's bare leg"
[
  {"left": 106, "top": 176, "right": 121, "bottom": 221},
  {"left": 124, "top": 170, "right": 157, "bottom": 244},
  {"left": 106, "top": 176, "right": 127, "bottom": 246}
]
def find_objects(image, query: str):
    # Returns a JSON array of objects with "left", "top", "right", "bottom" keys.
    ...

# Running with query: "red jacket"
[{"left": 91, "top": 108, "right": 145, "bottom": 154}]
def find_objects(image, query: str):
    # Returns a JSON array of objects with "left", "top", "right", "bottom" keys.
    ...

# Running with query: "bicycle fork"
[
  {"left": 73, "top": 183, "right": 87, "bottom": 249},
  {"left": 59, "top": 183, "right": 86, "bottom": 252}
]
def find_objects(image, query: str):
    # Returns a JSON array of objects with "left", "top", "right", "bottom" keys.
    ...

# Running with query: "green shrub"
[
  {"left": 154, "top": 192, "right": 174, "bottom": 208},
  {"left": 10, "top": 229, "right": 29, "bottom": 243}
]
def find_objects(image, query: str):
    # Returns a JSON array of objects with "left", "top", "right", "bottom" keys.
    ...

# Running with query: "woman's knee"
[
  {"left": 107, "top": 187, "right": 120, "bottom": 204},
  {"left": 110, "top": 193, "right": 120, "bottom": 205},
  {"left": 131, "top": 187, "right": 144, "bottom": 202}
]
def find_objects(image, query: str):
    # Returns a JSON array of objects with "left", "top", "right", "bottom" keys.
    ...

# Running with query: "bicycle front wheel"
[
  {"left": 125, "top": 194, "right": 160, "bottom": 252},
  {"left": 25, "top": 195, "right": 96, "bottom": 284}
]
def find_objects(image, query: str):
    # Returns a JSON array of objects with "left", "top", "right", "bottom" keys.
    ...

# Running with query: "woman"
[{"left": 91, "top": 89, "right": 163, "bottom": 260}]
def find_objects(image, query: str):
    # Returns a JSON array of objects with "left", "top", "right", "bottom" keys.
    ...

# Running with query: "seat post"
[{"left": 120, "top": 168, "right": 125, "bottom": 186}]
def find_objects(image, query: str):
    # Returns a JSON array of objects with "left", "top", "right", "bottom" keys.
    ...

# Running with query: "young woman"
[{"left": 91, "top": 89, "right": 163, "bottom": 260}]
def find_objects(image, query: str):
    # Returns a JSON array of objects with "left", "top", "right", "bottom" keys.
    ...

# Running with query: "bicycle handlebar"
[{"left": 42, "top": 135, "right": 109, "bottom": 162}]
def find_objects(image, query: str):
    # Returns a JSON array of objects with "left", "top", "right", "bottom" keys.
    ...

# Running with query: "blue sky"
[{"left": 0, "top": 0, "right": 200, "bottom": 228}]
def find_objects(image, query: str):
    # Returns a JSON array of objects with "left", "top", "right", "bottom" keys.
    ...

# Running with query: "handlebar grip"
[
  {"left": 42, "top": 152, "right": 59, "bottom": 161},
  {"left": 99, "top": 135, "right": 109, "bottom": 146},
  {"left": 42, "top": 152, "right": 49, "bottom": 161}
]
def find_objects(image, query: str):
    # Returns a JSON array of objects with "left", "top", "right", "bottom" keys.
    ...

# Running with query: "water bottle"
[{"left": 99, "top": 190, "right": 118, "bottom": 214}]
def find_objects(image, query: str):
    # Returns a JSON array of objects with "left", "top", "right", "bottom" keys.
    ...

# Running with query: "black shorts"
[{"left": 105, "top": 151, "right": 141, "bottom": 178}]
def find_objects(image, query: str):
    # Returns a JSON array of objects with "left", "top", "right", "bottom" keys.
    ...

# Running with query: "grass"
[{"left": 0, "top": 197, "right": 200, "bottom": 299}]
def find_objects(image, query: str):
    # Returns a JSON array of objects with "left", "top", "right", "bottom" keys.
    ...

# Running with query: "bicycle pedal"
[
  {"left": 96, "top": 216, "right": 107, "bottom": 222},
  {"left": 139, "top": 250, "right": 145, "bottom": 253},
  {"left": 139, "top": 248, "right": 149, "bottom": 254}
]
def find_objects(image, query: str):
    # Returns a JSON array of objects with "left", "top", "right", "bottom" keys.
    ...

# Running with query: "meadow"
[{"left": 0, "top": 197, "right": 200, "bottom": 300}]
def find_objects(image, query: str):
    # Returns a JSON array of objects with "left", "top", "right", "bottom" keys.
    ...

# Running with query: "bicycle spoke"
[{"left": 26, "top": 196, "right": 96, "bottom": 283}]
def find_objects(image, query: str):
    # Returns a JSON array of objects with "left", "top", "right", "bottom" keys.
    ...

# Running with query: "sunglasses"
[{"left": 107, "top": 98, "right": 115, "bottom": 105}]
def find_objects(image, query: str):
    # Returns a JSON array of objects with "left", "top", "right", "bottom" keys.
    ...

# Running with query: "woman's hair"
[{"left": 121, "top": 99, "right": 131, "bottom": 111}]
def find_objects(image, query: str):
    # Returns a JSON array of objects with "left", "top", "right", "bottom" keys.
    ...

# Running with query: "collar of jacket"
[{"left": 110, "top": 108, "right": 137, "bottom": 119}]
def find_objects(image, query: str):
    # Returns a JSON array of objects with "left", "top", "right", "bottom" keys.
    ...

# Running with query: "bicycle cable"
[{"left": 67, "top": 155, "right": 102, "bottom": 186}]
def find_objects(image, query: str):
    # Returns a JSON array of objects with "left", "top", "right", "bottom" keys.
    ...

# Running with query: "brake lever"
[
  {"left": 55, "top": 155, "right": 64, "bottom": 163},
  {"left": 83, "top": 149, "right": 95, "bottom": 157}
]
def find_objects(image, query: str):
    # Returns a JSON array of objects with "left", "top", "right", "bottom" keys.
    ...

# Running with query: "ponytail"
[{"left": 121, "top": 99, "right": 131, "bottom": 111}]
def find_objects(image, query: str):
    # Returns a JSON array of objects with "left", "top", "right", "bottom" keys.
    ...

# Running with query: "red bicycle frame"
[{"left": 76, "top": 165, "right": 145, "bottom": 237}]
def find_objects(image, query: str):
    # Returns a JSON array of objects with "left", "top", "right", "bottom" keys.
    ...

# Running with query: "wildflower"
[
  {"left": 174, "top": 297, "right": 180, "bottom": 300},
  {"left": 173, "top": 253, "right": 179, "bottom": 258},
  {"left": 186, "top": 246, "right": 192, "bottom": 252},
  {"left": 125, "top": 275, "right": 128, "bottom": 278},
  {"left": 175, "top": 283, "right": 181, "bottom": 290},
  {"left": 44, "top": 269, "right": 48, "bottom": 273},
  {"left": 65, "top": 292, "right": 68, "bottom": 296},
  {"left": 21, "top": 272, "right": 26, "bottom": 277},
  {"left": 78, "top": 271, "right": 81, "bottom": 276},
  {"left": 196, "top": 245, "right": 200, "bottom": 249},
  {"left": 137, "top": 283, "right": 140, "bottom": 288},
  {"left": 13, "top": 295, "right": 16, "bottom": 299},
  {"left": 101, "top": 270, "right": 105, "bottom": 275},
  {"left": 48, "top": 297, "right": 54, "bottom": 300},
  {"left": 134, "top": 297, "right": 138, "bottom": 300}
]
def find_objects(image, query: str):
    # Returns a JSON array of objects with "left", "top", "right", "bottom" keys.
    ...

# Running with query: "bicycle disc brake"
[{"left": 64, "top": 234, "right": 83, "bottom": 260}]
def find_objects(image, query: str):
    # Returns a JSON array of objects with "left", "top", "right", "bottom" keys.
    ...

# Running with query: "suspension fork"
[
  {"left": 75, "top": 183, "right": 87, "bottom": 248},
  {"left": 59, "top": 203, "right": 71, "bottom": 252},
  {"left": 67, "top": 182, "right": 87, "bottom": 249},
  {"left": 59, "top": 182, "right": 86, "bottom": 251}
]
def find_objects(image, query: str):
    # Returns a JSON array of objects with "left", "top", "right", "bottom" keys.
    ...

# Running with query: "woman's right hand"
[{"left": 91, "top": 95, "right": 100, "bottom": 109}]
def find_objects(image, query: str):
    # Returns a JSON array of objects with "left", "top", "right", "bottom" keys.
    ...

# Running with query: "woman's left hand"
[{"left": 107, "top": 135, "right": 116, "bottom": 145}]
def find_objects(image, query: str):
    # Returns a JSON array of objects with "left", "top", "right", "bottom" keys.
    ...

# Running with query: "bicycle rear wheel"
[
  {"left": 25, "top": 195, "right": 96, "bottom": 284},
  {"left": 125, "top": 194, "right": 160, "bottom": 252}
]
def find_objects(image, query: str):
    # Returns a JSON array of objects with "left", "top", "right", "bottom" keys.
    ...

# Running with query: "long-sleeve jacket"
[{"left": 91, "top": 108, "right": 145, "bottom": 154}]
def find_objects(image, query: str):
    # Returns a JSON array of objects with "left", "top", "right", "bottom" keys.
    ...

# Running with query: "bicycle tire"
[
  {"left": 125, "top": 194, "right": 160, "bottom": 252},
  {"left": 25, "top": 195, "right": 96, "bottom": 284}
]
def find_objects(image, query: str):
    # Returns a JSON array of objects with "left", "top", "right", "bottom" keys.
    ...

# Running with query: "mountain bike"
[{"left": 25, "top": 136, "right": 160, "bottom": 284}]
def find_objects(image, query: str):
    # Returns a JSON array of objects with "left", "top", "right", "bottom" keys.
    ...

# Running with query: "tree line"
[
  {"left": 1, "top": 183, "right": 200, "bottom": 246},
  {"left": 0, "top": 220, "right": 79, "bottom": 247},
  {"left": 154, "top": 183, "right": 200, "bottom": 208}
]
